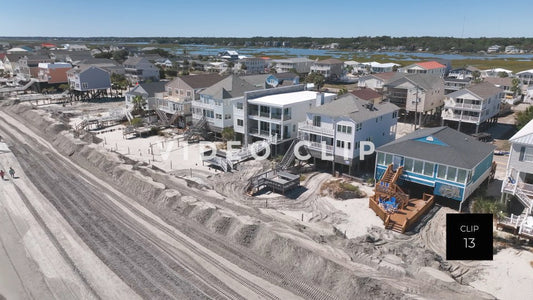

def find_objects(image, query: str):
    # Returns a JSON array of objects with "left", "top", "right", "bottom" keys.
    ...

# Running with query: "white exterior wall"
[
  {"left": 192, "top": 95, "right": 236, "bottom": 130},
  {"left": 442, "top": 90, "right": 501, "bottom": 124},
  {"left": 300, "top": 109, "right": 397, "bottom": 160},
  {"left": 358, "top": 77, "right": 384, "bottom": 90}
]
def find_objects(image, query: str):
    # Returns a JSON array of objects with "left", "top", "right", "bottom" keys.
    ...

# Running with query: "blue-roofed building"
[{"left": 375, "top": 127, "right": 495, "bottom": 209}]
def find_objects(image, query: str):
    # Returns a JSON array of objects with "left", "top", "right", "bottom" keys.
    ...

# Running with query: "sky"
[{"left": 1, "top": 0, "right": 532, "bottom": 38}]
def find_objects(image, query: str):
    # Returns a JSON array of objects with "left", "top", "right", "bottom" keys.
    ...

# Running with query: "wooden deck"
[{"left": 370, "top": 193, "right": 434, "bottom": 233}]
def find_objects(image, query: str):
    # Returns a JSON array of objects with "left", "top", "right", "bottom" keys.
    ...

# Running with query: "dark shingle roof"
[
  {"left": 350, "top": 88, "right": 382, "bottom": 100},
  {"left": 131, "top": 81, "right": 167, "bottom": 97},
  {"left": 201, "top": 75, "right": 260, "bottom": 99},
  {"left": 178, "top": 74, "right": 226, "bottom": 89},
  {"left": 308, "top": 93, "right": 398, "bottom": 123},
  {"left": 377, "top": 127, "right": 495, "bottom": 169}
]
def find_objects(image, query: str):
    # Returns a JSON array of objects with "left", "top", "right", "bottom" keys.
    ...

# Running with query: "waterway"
[{"left": 179, "top": 44, "right": 533, "bottom": 61}]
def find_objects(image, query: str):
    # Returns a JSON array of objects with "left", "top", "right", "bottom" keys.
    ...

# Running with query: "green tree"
[
  {"left": 472, "top": 70, "right": 482, "bottom": 83},
  {"left": 516, "top": 106, "right": 533, "bottom": 129},
  {"left": 94, "top": 52, "right": 113, "bottom": 59},
  {"left": 131, "top": 95, "right": 146, "bottom": 116},
  {"left": 338, "top": 88, "right": 348, "bottom": 95},
  {"left": 112, "top": 50, "right": 129, "bottom": 63},
  {"left": 511, "top": 78, "right": 521, "bottom": 96},
  {"left": 130, "top": 117, "right": 143, "bottom": 127},
  {"left": 58, "top": 83, "right": 70, "bottom": 92},
  {"left": 306, "top": 72, "right": 325, "bottom": 91},
  {"left": 221, "top": 127, "right": 234, "bottom": 141}
]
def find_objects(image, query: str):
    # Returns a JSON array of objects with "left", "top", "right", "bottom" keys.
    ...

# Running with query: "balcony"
[
  {"left": 306, "top": 141, "right": 333, "bottom": 153},
  {"left": 298, "top": 121, "right": 334, "bottom": 136},
  {"left": 444, "top": 101, "right": 483, "bottom": 110}
]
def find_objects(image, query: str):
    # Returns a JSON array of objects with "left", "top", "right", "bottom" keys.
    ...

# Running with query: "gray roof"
[
  {"left": 447, "top": 81, "right": 503, "bottom": 99},
  {"left": 241, "top": 74, "right": 270, "bottom": 87},
  {"left": 176, "top": 73, "right": 226, "bottom": 89},
  {"left": 308, "top": 93, "right": 398, "bottom": 123},
  {"left": 201, "top": 75, "right": 260, "bottom": 99},
  {"left": 128, "top": 81, "right": 166, "bottom": 97},
  {"left": 123, "top": 56, "right": 148, "bottom": 66},
  {"left": 377, "top": 127, "right": 495, "bottom": 169},
  {"left": 510, "top": 119, "right": 533, "bottom": 145},
  {"left": 386, "top": 73, "right": 443, "bottom": 91}
]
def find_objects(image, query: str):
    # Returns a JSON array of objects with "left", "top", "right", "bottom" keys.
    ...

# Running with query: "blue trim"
[{"left": 414, "top": 136, "right": 448, "bottom": 146}]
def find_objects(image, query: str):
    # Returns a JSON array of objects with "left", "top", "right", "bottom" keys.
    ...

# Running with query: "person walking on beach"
[
  {"left": 0, "top": 170, "right": 4, "bottom": 180},
  {"left": 8, "top": 167, "right": 15, "bottom": 178}
]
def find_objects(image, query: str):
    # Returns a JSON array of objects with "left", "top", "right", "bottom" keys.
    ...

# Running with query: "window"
[
  {"left": 437, "top": 165, "right": 447, "bottom": 179},
  {"left": 522, "top": 147, "right": 533, "bottom": 162},
  {"left": 423, "top": 162, "right": 434, "bottom": 176},
  {"left": 237, "top": 119, "right": 243, "bottom": 126},
  {"left": 446, "top": 167, "right": 457, "bottom": 181},
  {"left": 82, "top": 82, "right": 88, "bottom": 89},
  {"left": 355, "top": 141, "right": 360, "bottom": 149},
  {"left": 392, "top": 111, "right": 398, "bottom": 118},
  {"left": 216, "top": 114, "right": 222, "bottom": 119},
  {"left": 337, "top": 125, "right": 352, "bottom": 134},
  {"left": 180, "top": 89, "right": 184, "bottom": 95},
  {"left": 225, "top": 114, "right": 231, "bottom": 119},
  {"left": 377, "top": 152, "right": 385, "bottom": 164},
  {"left": 313, "top": 115, "right": 321, "bottom": 126},
  {"left": 347, "top": 142, "right": 351, "bottom": 150},
  {"left": 356, "top": 123, "right": 362, "bottom": 131},
  {"left": 186, "top": 91, "right": 191, "bottom": 97},
  {"left": 414, "top": 160, "right": 424, "bottom": 173},
  {"left": 457, "top": 169, "right": 467, "bottom": 183},
  {"left": 404, "top": 158, "right": 414, "bottom": 172},
  {"left": 236, "top": 102, "right": 243, "bottom": 110},
  {"left": 385, "top": 154, "right": 393, "bottom": 165}
]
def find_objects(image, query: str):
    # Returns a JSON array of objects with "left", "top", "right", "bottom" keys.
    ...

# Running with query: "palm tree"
[{"left": 131, "top": 95, "right": 146, "bottom": 116}]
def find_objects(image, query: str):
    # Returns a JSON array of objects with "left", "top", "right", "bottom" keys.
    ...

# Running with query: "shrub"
[{"left": 471, "top": 195, "right": 505, "bottom": 218}]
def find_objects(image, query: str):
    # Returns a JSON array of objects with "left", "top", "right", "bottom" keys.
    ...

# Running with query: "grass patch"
[{"left": 320, "top": 179, "right": 366, "bottom": 199}]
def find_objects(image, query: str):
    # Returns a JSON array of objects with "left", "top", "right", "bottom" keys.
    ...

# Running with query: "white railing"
[
  {"left": 298, "top": 121, "right": 334, "bottom": 136},
  {"left": 305, "top": 141, "right": 333, "bottom": 153},
  {"left": 444, "top": 101, "right": 483, "bottom": 110}
]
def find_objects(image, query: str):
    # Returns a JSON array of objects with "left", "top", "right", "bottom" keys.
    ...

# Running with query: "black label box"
[{"left": 446, "top": 213, "right": 493, "bottom": 260}]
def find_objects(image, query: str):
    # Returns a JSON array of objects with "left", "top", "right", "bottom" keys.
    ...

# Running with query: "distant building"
[
  {"left": 481, "top": 68, "right": 513, "bottom": 78},
  {"left": 37, "top": 62, "right": 72, "bottom": 84},
  {"left": 19, "top": 54, "right": 53, "bottom": 79},
  {"left": 487, "top": 45, "right": 501, "bottom": 53},
  {"left": 273, "top": 57, "right": 314, "bottom": 74},
  {"left": 399, "top": 61, "right": 446, "bottom": 76},
  {"left": 384, "top": 73, "right": 445, "bottom": 114},
  {"left": 441, "top": 81, "right": 502, "bottom": 133},
  {"left": 67, "top": 66, "right": 111, "bottom": 92},
  {"left": 517, "top": 69, "right": 533, "bottom": 86},
  {"left": 310, "top": 58, "right": 344, "bottom": 81},
  {"left": 358, "top": 72, "right": 404, "bottom": 91},
  {"left": 123, "top": 57, "right": 159, "bottom": 83}
]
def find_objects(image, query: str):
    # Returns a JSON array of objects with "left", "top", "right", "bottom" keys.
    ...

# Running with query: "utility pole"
[{"left": 414, "top": 87, "right": 419, "bottom": 130}]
